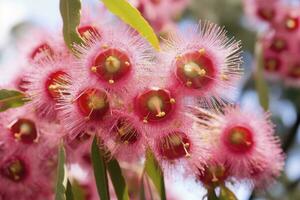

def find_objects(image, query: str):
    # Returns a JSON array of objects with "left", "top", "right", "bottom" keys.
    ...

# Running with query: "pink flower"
[
  {"left": 161, "top": 21, "right": 242, "bottom": 105},
  {"left": 243, "top": 0, "right": 280, "bottom": 25},
  {"left": 17, "top": 27, "right": 68, "bottom": 63},
  {"left": 57, "top": 77, "right": 111, "bottom": 139},
  {"left": 74, "top": 23, "right": 155, "bottom": 91},
  {"left": 0, "top": 125, "right": 58, "bottom": 199},
  {"left": 197, "top": 161, "right": 230, "bottom": 188},
  {"left": 24, "top": 55, "right": 74, "bottom": 120},
  {"left": 100, "top": 113, "right": 147, "bottom": 161},
  {"left": 148, "top": 117, "right": 210, "bottom": 173},
  {"left": 193, "top": 106, "right": 284, "bottom": 188}
]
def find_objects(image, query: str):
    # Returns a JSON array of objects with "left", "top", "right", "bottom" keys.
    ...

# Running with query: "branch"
[{"left": 282, "top": 111, "right": 300, "bottom": 152}]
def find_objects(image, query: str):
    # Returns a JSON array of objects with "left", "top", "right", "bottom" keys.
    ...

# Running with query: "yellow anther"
[
  {"left": 221, "top": 74, "right": 229, "bottom": 81},
  {"left": 170, "top": 98, "right": 176, "bottom": 104},
  {"left": 102, "top": 44, "right": 109, "bottom": 49},
  {"left": 91, "top": 66, "right": 97, "bottom": 72},
  {"left": 108, "top": 79, "right": 115, "bottom": 84},
  {"left": 48, "top": 84, "right": 58, "bottom": 90},
  {"left": 156, "top": 111, "right": 166, "bottom": 117},
  {"left": 125, "top": 61, "right": 130, "bottom": 66},
  {"left": 198, "top": 48, "right": 205, "bottom": 55},
  {"left": 14, "top": 133, "right": 21, "bottom": 141},
  {"left": 286, "top": 19, "right": 296, "bottom": 29},
  {"left": 143, "top": 118, "right": 148, "bottom": 123},
  {"left": 175, "top": 55, "right": 182, "bottom": 60},
  {"left": 198, "top": 68, "right": 206, "bottom": 76}
]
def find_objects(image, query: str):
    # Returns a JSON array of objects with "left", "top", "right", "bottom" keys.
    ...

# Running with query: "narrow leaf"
[
  {"left": 145, "top": 149, "right": 166, "bottom": 200},
  {"left": 72, "top": 180, "right": 86, "bottom": 200},
  {"left": 55, "top": 145, "right": 66, "bottom": 200},
  {"left": 91, "top": 136, "right": 110, "bottom": 200},
  {"left": 107, "top": 158, "right": 130, "bottom": 200},
  {"left": 219, "top": 185, "right": 238, "bottom": 200},
  {"left": 101, "top": 0, "right": 160, "bottom": 50},
  {"left": 59, "top": 0, "right": 83, "bottom": 50},
  {"left": 254, "top": 41, "right": 269, "bottom": 111},
  {"left": 207, "top": 188, "right": 218, "bottom": 200},
  {"left": 0, "top": 89, "right": 27, "bottom": 112},
  {"left": 66, "top": 180, "right": 74, "bottom": 200}
]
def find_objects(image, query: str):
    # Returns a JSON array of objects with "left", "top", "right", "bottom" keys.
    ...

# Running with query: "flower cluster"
[
  {"left": 244, "top": 0, "right": 300, "bottom": 87},
  {"left": 0, "top": 4, "right": 285, "bottom": 199}
]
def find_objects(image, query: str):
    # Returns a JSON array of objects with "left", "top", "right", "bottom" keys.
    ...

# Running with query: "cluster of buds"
[
  {"left": 244, "top": 0, "right": 300, "bottom": 87},
  {"left": 0, "top": 3, "right": 284, "bottom": 199}
]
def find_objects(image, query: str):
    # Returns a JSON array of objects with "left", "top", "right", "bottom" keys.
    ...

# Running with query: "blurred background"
[{"left": 0, "top": 0, "right": 299, "bottom": 199}]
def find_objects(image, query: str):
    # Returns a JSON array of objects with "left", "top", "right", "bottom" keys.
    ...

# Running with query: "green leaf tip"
[
  {"left": 60, "top": 0, "right": 83, "bottom": 50},
  {"left": 101, "top": 0, "right": 160, "bottom": 51},
  {"left": 0, "top": 89, "right": 28, "bottom": 112}
]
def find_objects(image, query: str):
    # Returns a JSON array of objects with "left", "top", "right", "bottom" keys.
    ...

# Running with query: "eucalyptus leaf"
[
  {"left": 91, "top": 136, "right": 110, "bottom": 200},
  {"left": 55, "top": 145, "right": 66, "bottom": 200},
  {"left": 219, "top": 185, "right": 238, "bottom": 200},
  {"left": 107, "top": 158, "right": 130, "bottom": 200},
  {"left": 60, "top": 0, "right": 83, "bottom": 50},
  {"left": 145, "top": 149, "right": 166, "bottom": 200},
  {"left": 66, "top": 180, "right": 74, "bottom": 200},
  {"left": 254, "top": 41, "right": 269, "bottom": 111},
  {"left": 0, "top": 89, "right": 27, "bottom": 112},
  {"left": 101, "top": 0, "right": 160, "bottom": 50}
]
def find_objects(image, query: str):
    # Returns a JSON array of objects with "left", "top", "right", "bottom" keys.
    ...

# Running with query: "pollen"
[
  {"left": 170, "top": 98, "right": 176, "bottom": 104},
  {"left": 198, "top": 48, "right": 205, "bottom": 55},
  {"left": 91, "top": 66, "right": 98, "bottom": 72},
  {"left": 102, "top": 44, "right": 109, "bottom": 49}
]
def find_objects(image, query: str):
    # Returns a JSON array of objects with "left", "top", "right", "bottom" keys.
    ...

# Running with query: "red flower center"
[
  {"left": 10, "top": 118, "right": 38, "bottom": 144},
  {"left": 30, "top": 43, "right": 54, "bottom": 60},
  {"left": 198, "top": 164, "right": 229, "bottom": 187},
  {"left": 76, "top": 88, "right": 110, "bottom": 121},
  {"left": 158, "top": 132, "right": 191, "bottom": 160},
  {"left": 287, "top": 63, "right": 300, "bottom": 79},
  {"left": 175, "top": 50, "right": 216, "bottom": 89},
  {"left": 45, "top": 70, "right": 69, "bottom": 99},
  {"left": 270, "top": 37, "right": 288, "bottom": 53},
  {"left": 284, "top": 15, "right": 299, "bottom": 31},
  {"left": 264, "top": 57, "right": 281, "bottom": 72},
  {"left": 91, "top": 48, "right": 131, "bottom": 84},
  {"left": 77, "top": 25, "right": 100, "bottom": 38},
  {"left": 257, "top": 8, "right": 275, "bottom": 21},
  {"left": 112, "top": 118, "right": 140, "bottom": 144},
  {"left": 1, "top": 158, "right": 27, "bottom": 182},
  {"left": 135, "top": 89, "right": 176, "bottom": 123},
  {"left": 224, "top": 125, "right": 254, "bottom": 153}
]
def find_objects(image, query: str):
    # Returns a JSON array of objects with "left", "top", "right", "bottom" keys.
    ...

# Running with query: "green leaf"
[
  {"left": 145, "top": 148, "right": 166, "bottom": 200},
  {"left": 59, "top": 0, "right": 83, "bottom": 50},
  {"left": 91, "top": 136, "right": 110, "bottom": 200},
  {"left": 66, "top": 180, "right": 74, "bottom": 200},
  {"left": 72, "top": 180, "right": 86, "bottom": 200},
  {"left": 55, "top": 144, "right": 67, "bottom": 200},
  {"left": 0, "top": 89, "right": 27, "bottom": 112},
  {"left": 107, "top": 158, "right": 130, "bottom": 200},
  {"left": 207, "top": 188, "right": 218, "bottom": 200},
  {"left": 254, "top": 41, "right": 269, "bottom": 111},
  {"left": 101, "top": 0, "right": 160, "bottom": 50},
  {"left": 219, "top": 185, "right": 238, "bottom": 200}
]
